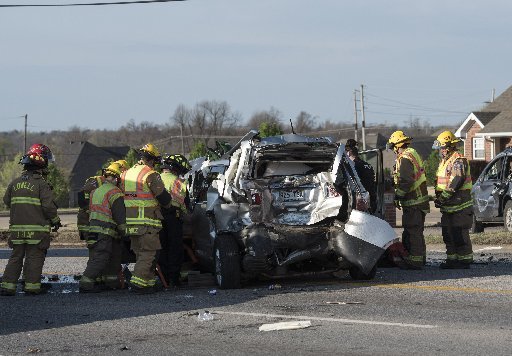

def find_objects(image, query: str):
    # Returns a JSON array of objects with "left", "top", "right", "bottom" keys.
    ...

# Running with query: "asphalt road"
[{"left": 1, "top": 247, "right": 512, "bottom": 355}]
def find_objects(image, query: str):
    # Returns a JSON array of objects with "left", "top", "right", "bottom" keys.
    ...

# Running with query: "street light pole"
[{"left": 24, "top": 114, "right": 28, "bottom": 153}]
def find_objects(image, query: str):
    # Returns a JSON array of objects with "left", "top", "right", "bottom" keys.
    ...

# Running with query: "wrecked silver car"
[
  {"left": 189, "top": 130, "right": 397, "bottom": 289},
  {"left": 472, "top": 147, "right": 512, "bottom": 232}
]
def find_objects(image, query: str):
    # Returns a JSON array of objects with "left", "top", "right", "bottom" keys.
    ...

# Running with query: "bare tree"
[
  {"left": 247, "top": 107, "right": 283, "bottom": 130},
  {"left": 294, "top": 111, "right": 316, "bottom": 133}
]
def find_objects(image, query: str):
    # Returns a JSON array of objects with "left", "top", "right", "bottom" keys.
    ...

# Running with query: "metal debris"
[{"left": 326, "top": 301, "right": 365, "bottom": 305}]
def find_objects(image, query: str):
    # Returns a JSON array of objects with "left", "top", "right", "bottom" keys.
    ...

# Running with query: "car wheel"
[
  {"left": 471, "top": 214, "right": 484, "bottom": 233},
  {"left": 213, "top": 234, "right": 241, "bottom": 289},
  {"left": 504, "top": 201, "right": 512, "bottom": 232},
  {"left": 349, "top": 265, "right": 377, "bottom": 280}
]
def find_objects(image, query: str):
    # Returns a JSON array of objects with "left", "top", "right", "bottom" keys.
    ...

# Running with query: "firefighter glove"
[{"left": 394, "top": 199, "right": 402, "bottom": 210}]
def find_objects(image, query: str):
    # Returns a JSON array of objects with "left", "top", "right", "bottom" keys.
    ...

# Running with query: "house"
[
  {"left": 66, "top": 141, "right": 130, "bottom": 207},
  {"left": 455, "top": 85, "right": 512, "bottom": 161}
]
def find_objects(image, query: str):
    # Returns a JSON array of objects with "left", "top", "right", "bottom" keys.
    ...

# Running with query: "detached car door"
[
  {"left": 473, "top": 156, "right": 505, "bottom": 220},
  {"left": 359, "top": 148, "right": 384, "bottom": 217}
]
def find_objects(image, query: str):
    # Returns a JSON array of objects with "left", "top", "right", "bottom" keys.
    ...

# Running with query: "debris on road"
[
  {"left": 208, "top": 289, "right": 217, "bottom": 295},
  {"left": 259, "top": 320, "right": 311, "bottom": 332},
  {"left": 27, "top": 347, "right": 41, "bottom": 353},
  {"left": 268, "top": 284, "right": 282, "bottom": 290},
  {"left": 197, "top": 311, "right": 214, "bottom": 321},
  {"left": 326, "top": 301, "right": 365, "bottom": 305}
]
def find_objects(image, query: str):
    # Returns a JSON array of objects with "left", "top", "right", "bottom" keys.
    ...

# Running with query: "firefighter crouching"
[
  {"left": 388, "top": 131, "right": 430, "bottom": 270},
  {"left": 433, "top": 131, "right": 473, "bottom": 269},
  {"left": 79, "top": 163, "right": 127, "bottom": 293},
  {"left": 120, "top": 143, "right": 173, "bottom": 294},
  {"left": 0, "top": 144, "right": 61, "bottom": 296},
  {"left": 158, "top": 154, "right": 192, "bottom": 287}
]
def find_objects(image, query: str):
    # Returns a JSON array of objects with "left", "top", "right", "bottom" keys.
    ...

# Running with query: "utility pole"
[
  {"left": 24, "top": 114, "right": 28, "bottom": 153},
  {"left": 180, "top": 124, "right": 185, "bottom": 154},
  {"left": 492, "top": 88, "right": 495, "bottom": 102},
  {"left": 353, "top": 90, "right": 359, "bottom": 142},
  {"left": 360, "top": 84, "right": 367, "bottom": 150}
]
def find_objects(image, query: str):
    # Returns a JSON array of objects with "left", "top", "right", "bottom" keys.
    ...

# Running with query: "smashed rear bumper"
[{"left": 331, "top": 210, "right": 398, "bottom": 274}]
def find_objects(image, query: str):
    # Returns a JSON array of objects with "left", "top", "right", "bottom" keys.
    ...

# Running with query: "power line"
[
  {"left": 0, "top": 0, "right": 185, "bottom": 7},
  {"left": 365, "top": 91, "right": 468, "bottom": 114}
]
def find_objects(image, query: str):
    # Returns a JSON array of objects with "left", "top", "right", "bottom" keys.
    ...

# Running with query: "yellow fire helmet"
[
  {"left": 432, "top": 130, "right": 461, "bottom": 150},
  {"left": 139, "top": 143, "right": 161, "bottom": 160},
  {"left": 114, "top": 159, "right": 130, "bottom": 171},
  {"left": 387, "top": 130, "right": 412, "bottom": 150},
  {"left": 103, "top": 162, "right": 122, "bottom": 178}
]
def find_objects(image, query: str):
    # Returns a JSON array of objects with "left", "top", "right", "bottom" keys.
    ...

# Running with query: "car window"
[
  {"left": 504, "top": 156, "right": 512, "bottom": 179},
  {"left": 483, "top": 157, "right": 504, "bottom": 181}
]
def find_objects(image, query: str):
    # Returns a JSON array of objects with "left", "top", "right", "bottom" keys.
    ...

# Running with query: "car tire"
[
  {"left": 504, "top": 201, "right": 512, "bottom": 232},
  {"left": 471, "top": 214, "right": 484, "bottom": 233},
  {"left": 213, "top": 234, "right": 241, "bottom": 289},
  {"left": 349, "top": 265, "right": 377, "bottom": 280}
]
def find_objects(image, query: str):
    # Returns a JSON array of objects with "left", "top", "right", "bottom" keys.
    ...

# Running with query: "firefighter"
[
  {"left": 345, "top": 139, "right": 377, "bottom": 214},
  {"left": 0, "top": 144, "right": 61, "bottom": 296},
  {"left": 77, "top": 175, "right": 105, "bottom": 241},
  {"left": 158, "top": 154, "right": 192, "bottom": 287},
  {"left": 387, "top": 131, "right": 430, "bottom": 270},
  {"left": 77, "top": 160, "right": 129, "bottom": 241},
  {"left": 433, "top": 130, "right": 473, "bottom": 269},
  {"left": 120, "top": 143, "right": 173, "bottom": 294},
  {"left": 79, "top": 163, "right": 127, "bottom": 293}
]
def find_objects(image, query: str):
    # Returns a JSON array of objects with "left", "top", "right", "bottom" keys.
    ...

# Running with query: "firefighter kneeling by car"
[
  {"left": 433, "top": 131, "right": 474, "bottom": 269},
  {"left": 79, "top": 162, "right": 127, "bottom": 293}
]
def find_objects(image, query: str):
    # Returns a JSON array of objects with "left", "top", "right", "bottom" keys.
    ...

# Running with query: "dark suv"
[
  {"left": 188, "top": 130, "right": 397, "bottom": 289},
  {"left": 472, "top": 147, "right": 512, "bottom": 232}
]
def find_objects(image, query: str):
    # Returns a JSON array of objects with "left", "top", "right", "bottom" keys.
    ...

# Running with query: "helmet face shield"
[{"left": 432, "top": 140, "right": 443, "bottom": 150}]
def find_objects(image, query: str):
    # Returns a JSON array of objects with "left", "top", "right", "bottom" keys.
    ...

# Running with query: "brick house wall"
[{"left": 463, "top": 120, "right": 492, "bottom": 161}]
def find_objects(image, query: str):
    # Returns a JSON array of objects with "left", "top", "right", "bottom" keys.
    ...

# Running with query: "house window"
[{"left": 473, "top": 137, "right": 485, "bottom": 160}]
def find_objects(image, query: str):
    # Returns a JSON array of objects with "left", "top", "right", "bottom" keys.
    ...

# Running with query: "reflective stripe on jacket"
[
  {"left": 3, "top": 170, "right": 58, "bottom": 244},
  {"left": 160, "top": 172, "right": 187, "bottom": 213},
  {"left": 393, "top": 147, "right": 429, "bottom": 207},
  {"left": 120, "top": 164, "right": 162, "bottom": 228},
  {"left": 88, "top": 182, "right": 124, "bottom": 237},
  {"left": 436, "top": 152, "right": 473, "bottom": 213}
]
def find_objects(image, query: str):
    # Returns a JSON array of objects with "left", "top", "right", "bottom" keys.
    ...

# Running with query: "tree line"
[{"left": 0, "top": 100, "right": 455, "bottom": 209}]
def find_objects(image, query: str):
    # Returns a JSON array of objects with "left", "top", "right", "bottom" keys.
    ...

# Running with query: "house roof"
[
  {"left": 68, "top": 142, "right": 130, "bottom": 191},
  {"left": 472, "top": 111, "right": 500, "bottom": 125},
  {"left": 456, "top": 86, "right": 512, "bottom": 136},
  {"left": 481, "top": 85, "right": 512, "bottom": 112},
  {"left": 478, "top": 111, "right": 512, "bottom": 135}
]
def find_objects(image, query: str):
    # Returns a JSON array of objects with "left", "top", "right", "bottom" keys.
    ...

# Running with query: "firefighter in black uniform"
[{"left": 345, "top": 139, "right": 377, "bottom": 214}]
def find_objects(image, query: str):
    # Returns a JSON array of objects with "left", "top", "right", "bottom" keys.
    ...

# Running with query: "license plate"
[{"left": 278, "top": 189, "right": 305, "bottom": 201}]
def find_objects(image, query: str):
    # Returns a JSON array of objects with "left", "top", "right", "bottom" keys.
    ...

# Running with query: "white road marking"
[{"left": 214, "top": 310, "right": 437, "bottom": 329}]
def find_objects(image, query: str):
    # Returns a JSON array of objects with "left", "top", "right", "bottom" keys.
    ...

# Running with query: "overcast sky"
[{"left": 0, "top": 0, "right": 511, "bottom": 132}]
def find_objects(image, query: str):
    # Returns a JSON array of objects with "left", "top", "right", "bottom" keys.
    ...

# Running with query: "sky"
[{"left": 0, "top": 0, "right": 511, "bottom": 132}]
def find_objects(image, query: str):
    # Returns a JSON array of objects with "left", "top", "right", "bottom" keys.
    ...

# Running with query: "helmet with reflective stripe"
[
  {"left": 433, "top": 130, "right": 461, "bottom": 150},
  {"left": 27, "top": 143, "right": 54, "bottom": 164},
  {"left": 162, "top": 154, "right": 191, "bottom": 174},
  {"left": 114, "top": 159, "right": 130, "bottom": 171},
  {"left": 387, "top": 131, "right": 412, "bottom": 150},
  {"left": 139, "top": 143, "right": 161, "bottom": 161},
  {"left": 103, "top": 162, "right": 122, "bottom": 178},
  {"left": 19, "top": 152, "right": 47, "bottom": 168}
]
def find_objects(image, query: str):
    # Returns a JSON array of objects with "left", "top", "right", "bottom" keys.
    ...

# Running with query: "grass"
[{"left": 425, "top": 231, "right": 512, "bottom": 245}]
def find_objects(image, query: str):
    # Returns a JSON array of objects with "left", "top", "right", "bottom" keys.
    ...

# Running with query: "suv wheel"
[
  {"left": 213, "top": 234, "right": 241, "bottom": 289},
  {"left": 349, "top": 265, "right": 377, "bottom": 280},
  {"left": 471, "top": 214, "right": 484, "bottom": 233},
  {"left": 504, "top": 201, "right": 512, "bottom": 232}
]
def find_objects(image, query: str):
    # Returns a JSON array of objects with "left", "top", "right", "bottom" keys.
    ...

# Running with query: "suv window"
[{"left": 483, "top": 157, "right": 504, "bottom": 181}]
